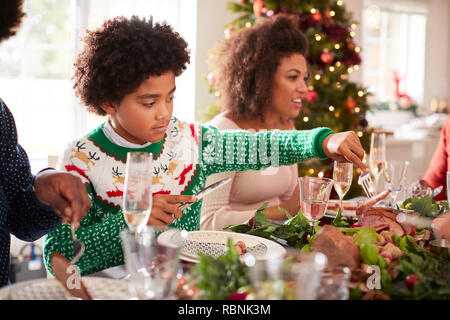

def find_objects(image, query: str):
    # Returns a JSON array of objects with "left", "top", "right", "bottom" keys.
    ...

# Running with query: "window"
[
  {"left": 361, "top": 0, "right": 427, "bottom": 107},
  {"left": 0, "top": 0, "right": 197, "bottom": 173}
]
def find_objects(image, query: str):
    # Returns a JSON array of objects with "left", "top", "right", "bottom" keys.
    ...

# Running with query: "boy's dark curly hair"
[
  {"left": 0, "top": 0, "right": 25, "bottom": 43},
  {"left": 210, "top": 14, "right": 308, "bottom": 120},
  {"left": 73, "top": 16, "right": 190, "bottom": 116}
]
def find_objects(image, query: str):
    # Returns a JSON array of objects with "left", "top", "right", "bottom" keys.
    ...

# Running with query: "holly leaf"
[
  {"left": 332, "top": 208, "right": 349, "bottom": 227},
  {"left": 224, "top": 224, "right": 251, "bottom": 233},
  {"left": 410, "top": 196, "right": 440, "bottom": 217}
]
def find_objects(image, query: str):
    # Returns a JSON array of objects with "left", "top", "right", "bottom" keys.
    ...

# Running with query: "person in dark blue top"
[{"left": 0, "top": 0, "right": 91, "bottom": 287}]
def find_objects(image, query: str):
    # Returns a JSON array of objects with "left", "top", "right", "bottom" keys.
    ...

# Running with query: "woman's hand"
[
  {"left": 432, "top": 212, "right": 450, "bottom": 241},
  {"left": 322, "top": 131, "right": 369, "bottom": 172},
  {"left": 148, "top": 194, "right": 197, "bottom": 227},
  {"left": 33, "top": 170, "right": 91, "bottom": 229}
]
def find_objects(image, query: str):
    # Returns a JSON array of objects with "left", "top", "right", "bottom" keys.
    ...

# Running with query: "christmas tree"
[{"left": 202, "top": 0, "right": 371, "bottom": 198}]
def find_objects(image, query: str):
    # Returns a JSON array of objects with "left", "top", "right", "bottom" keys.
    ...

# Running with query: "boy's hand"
[
  {"left": 148, "top": 194, "right": 197, "bottom": 228},
  {"left": 322, "top": 131, "right": 369, "bottom": 172},
  {"left": 33, "top": 170, "right": 91, "bottom": 229}
]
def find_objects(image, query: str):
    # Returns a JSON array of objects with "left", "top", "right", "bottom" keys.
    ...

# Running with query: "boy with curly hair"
[{"left": 44, "top": 15, "right": 367, "bottom": 276}]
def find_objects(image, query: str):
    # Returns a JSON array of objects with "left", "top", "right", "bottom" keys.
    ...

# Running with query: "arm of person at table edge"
[
  {"left": 421, "top": 117, "right": 450, "bottom": 199},
  {"left": 1, "top": 101, "right": 89, "bottom": 240},
  {"left": 200, "top": 125, "right": 368, "bottom": 176}
]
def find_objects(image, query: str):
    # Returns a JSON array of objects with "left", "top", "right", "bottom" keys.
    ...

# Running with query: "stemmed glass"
[
  {"left": 369, "top": 133, "right": 386, "bottom": 194},
  {"left": 123, "top": 152, "right": 153, "bottom": 233},
  {"left": 332, "top": 161, "right": 353, "bottom": 213},
  {"left": 446, "top": 172, "right": 450, "bottom": 202},
  {"left": 298, "top": 177, "right": 334, "bottom": 233},
  {"left": 120, "top": 227, "right": 186, "bottom": 300},
  {"left": 383, "top": 160, "right": 410, "bottom": 207}
]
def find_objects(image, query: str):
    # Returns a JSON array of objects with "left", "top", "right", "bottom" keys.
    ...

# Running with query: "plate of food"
[
  {"left": 398, "top": 196, "right": 449, "bottom": 217},
  {"left": 157, "top": 229, "right": 286, "bottom": 263}
]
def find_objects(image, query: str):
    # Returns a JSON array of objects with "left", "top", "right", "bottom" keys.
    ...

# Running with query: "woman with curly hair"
[
  {"left": 43, "top": 15, "right": 368, "bottom": 276},
  {"left": 0, "top": 0, "right": 90, "bottom": 287},
  {"left": 201, "top": 15, "right": 316, "bottom": 230}
]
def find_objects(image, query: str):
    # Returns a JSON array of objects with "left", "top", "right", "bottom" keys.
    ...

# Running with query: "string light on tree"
[{"left": 224, "top": 27, "right": 233, "bottom": 39}]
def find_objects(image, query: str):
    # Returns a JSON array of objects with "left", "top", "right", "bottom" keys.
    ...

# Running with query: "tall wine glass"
[
  {"left": 123, "top": 152, "right": 153, "bottom": 232},
  {"left": 332, "top": 161, "right": 353, "bottom": 213},
  {"left": 446, "top": 172, "right": 450, "bottom": 202},
  {"left": 369, "top": 133, "right": 386, "bottom": 194},
  {"left": 383, "top": 160, "right": 409, "bottom": 207},
  {"left": 298, "top": 177, "right": 334, "bottom": 234}
]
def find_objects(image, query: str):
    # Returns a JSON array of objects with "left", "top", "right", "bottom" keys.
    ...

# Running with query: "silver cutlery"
[
  {"left": 432, "top": 185, "right": 443, "bottom": 198},
  {"left": 358, "top": 171, "right": 376, "bottom": 198},
  {"left": 179, "top": 177, "right": 232, "bottom": 211},
  {"left": 70, "top": 224, "right": 85, "bottom": 265}
]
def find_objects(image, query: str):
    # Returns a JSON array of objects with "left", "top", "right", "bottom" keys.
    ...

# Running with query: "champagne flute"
[
  {"left": 369, "top": 133, "right": 386, "bottom": 194},
  {"left": 383, "top": 160, "right": 409, "bottom": 207},
  {"left": 446, "top": 172, "right": 450, "bottom": 202},
  {"left": 123, "top": 152, "right": 153, "bottom": 232},
  {"left": 298, "top": 177, "right": 334, "bottom": 234},
  {"left": 332, "top": 161, "right": 353, "bottom": 213}
]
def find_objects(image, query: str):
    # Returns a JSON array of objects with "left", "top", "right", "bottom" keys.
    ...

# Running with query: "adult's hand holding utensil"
[
  {"left": 322, "top": 131, "right": 369, "bottom": 173},
  {"left": 33, "top": 170, "right": 91, "bottom": 229}
]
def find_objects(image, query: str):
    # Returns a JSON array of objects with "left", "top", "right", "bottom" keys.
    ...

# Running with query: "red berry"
[
  {"left": 405, "top": 274, "right": 421, "bottom": 290},
  {"left": 234, "top": 241, "right": 247, "bottom": 254},
  {"left": 229, "top": 291, "right": 248, "bottom": 300},
  {"left": 248, "top": 217, "right": 255, "bottom": 227},
  {"left": 351, "top": 223, "right": 361, "bottom": 228}
]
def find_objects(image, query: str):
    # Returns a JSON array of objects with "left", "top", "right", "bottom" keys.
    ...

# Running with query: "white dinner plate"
[
  {"left": 157, "top": 229, "right": 286, "bottom": 263},
  {"left": 0, "top": 277, "right": 132, "bottom": 300}
]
